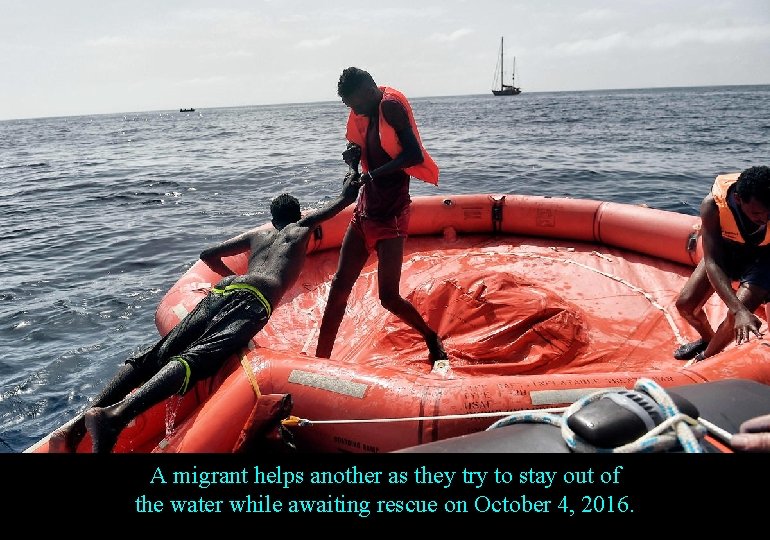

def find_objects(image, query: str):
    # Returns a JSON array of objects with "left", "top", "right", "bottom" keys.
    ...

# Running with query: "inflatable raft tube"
[{"left": 30, "top": 181, "right": 770, "bottom": 453}]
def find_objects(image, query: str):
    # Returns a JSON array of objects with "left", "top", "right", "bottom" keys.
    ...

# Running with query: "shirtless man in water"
[{"left": 49, "top": 172, "right": 361, "bottom": 453}]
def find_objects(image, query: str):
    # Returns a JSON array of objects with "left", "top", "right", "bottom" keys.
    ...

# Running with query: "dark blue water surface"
[{"left": 1, "top": 85, "right": 769, "bottom": 452}]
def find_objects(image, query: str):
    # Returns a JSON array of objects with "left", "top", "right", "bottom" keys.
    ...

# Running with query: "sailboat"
[{"left": 492, "top": 37, "right": 521, "bottom": 96}]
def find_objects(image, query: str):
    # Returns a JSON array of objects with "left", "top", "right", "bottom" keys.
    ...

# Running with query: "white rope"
[
  {"left": 289, "top": 378, "right": 735, "bottom": 453},
  {"left": 293, "top": 406, "right": 569, "bottom": 427},
  {"left": 518, "top": 250, "right": 687, "bottom": 345}
]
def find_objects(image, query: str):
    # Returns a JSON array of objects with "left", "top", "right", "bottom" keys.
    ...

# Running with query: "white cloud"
[
  {"left": 84, "top": 36, "right": 143, "bottom": 49},
  {"left": 553, "top": 33, "right": 628, "bottom": 55},
  {"left": 642, "top": 23, "right": 770, "bottom": 49},
  {"left": 577, "top": 9, "right": 616, "bottom": 22},
  {"left": 174, "top": 75, "right": 229, "bottom": 86},
  {"left": 295, "top": 36, "right": 340, "bottom": 49},
  {"left": 549, "top": 22, "right": 770, "bottom": 57},
  {"left": 223, "top": 50, "right": 256, "bottom": 58},
  {"left": 427, "top": 29, "right": 473, "bottom": 42}
]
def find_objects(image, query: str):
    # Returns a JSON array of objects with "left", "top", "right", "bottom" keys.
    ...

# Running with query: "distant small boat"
[
  {"left": 492, "top": 37, "right": 521, "bottom": 96},
  {"left": 180, "top": 108, "right": 195, "bottom": 113}
]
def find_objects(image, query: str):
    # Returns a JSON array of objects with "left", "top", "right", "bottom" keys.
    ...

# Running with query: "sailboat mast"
[
  {"left": 500, "top": 37, "right": 504, "bottom": 90},
  {"left": 491, "top": 36, "right": 521, "bottom": 96}
]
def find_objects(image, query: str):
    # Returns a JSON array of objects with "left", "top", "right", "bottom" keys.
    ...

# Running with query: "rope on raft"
[
  {"left": 282, "top": 378, "right": 733, "bottom": 453},
  {"left": 521, "top": 250, "right": 688, "bottom": 345},
  {"left": 280, "top": 406, "right": 570, "bottom": 428}
]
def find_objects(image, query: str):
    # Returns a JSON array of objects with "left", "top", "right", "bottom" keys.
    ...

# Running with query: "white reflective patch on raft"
[
  {"left": 530, "top": 387, "right": 625, "bottom": 406},
  {"left": 288, "top": 370, "right": 367, "bottom": 398},
  {"left": 172, "top": 303, "right": 188, "bottom": 320}
]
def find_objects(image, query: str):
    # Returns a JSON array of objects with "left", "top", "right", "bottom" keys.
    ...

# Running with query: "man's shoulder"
[
  {"left": 381, "top": 98, "right": 410, "bottom": 127},
  {"left": 382, "top": 96, "right": 408, "bottom": 111},
  {"left": 701, "top": 192, "right": 717, "bottom": 210},
  {"left": 248, "top": 228, "right": 276, "bottom": 241},
  {"left": 280, "top": 221, "right": 314, "bottom": 238},
  {"left": 699, "top": 194, "right": 720, "bottom": 227}
]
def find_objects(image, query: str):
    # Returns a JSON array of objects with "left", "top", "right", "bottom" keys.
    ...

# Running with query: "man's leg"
[
  {"left": 673, "top": 261, "right": 715, "bottom": 359},
  {"left": 316, "top": 225, "right": 370, "bottom": 358},
  {"left": 86, "top": 290, "right": 270, "bottom": 452},
  {"left": 376, "top": 236, "right": 447, "bottom": 361},
  {"left": 50, "top": 293, "right": 216, "bottom": 452},
  {"left": 703, "top": 283, "right": 766, "bottom": 358},
  {"left": 48, "top": 362, "right": 148, "bottom": 452},
  {"left": 85, "top": 360, "right": 187, "bottom": 453}
]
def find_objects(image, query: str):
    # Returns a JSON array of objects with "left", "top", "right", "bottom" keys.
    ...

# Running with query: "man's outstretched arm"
[
  {"left": 298, "top": 172, "right": 361, "bottom": 230},
  {"left": 199, "top": 229, "right": 262, "bottom": 275},
  {"left": 200, "top": 233, "right": 251, "bottom": 262}
]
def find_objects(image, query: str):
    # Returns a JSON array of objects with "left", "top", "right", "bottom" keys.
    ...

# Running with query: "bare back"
[
  {"left": 235, "top": 224, "right": 315, "bottom": 309},
  {"left": 201, "top": 174, "right": 360, "bottom": 310}
]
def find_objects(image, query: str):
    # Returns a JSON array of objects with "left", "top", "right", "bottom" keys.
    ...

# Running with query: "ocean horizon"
[{"left": 4, "top": 82, "right": 767, "bottom": 122}]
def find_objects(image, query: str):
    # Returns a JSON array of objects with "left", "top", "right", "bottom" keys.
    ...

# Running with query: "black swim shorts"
[{"left": 126, "top": 275, "right": 272, "bottom": 394}]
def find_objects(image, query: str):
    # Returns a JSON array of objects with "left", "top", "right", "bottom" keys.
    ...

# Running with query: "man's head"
[
  {"left": 270, "top": 193, "right": 301, "bottom": 227},
  {"left": 337, "top": 67, "right": 381, "bottom": 116},
  {"left": 735, "top": 166, "right": 770, "bottom": 225}
]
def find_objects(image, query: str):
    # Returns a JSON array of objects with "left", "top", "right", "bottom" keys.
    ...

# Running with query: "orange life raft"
[{"left": 30, "top": 190, "right": 770, "bottom": 453}]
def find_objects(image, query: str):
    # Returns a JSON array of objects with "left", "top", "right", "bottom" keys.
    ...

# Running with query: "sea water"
[{"left": 1, "top": 85, "right": 769, "bottom": 453}]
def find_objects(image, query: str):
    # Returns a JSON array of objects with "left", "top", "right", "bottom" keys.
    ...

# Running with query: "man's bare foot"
[
  {"left": 84, "top": 408, "right": 121, "bottom": 454},
  {"left": 427, "top": 334, "right": 448, "bottom": 363},
  {"left": 48, "top": 419, "right": 86, "bottom": 453}
]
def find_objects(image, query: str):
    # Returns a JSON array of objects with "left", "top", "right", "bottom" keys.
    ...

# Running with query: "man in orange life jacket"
[
  {"left": 315, "top": 67, "right": 447, "bottom": 363},
  {"left": 674, "top": 165, "right": 770, "bottom": 361}
]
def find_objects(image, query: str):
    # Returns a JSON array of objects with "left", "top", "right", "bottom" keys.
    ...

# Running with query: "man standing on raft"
[
  {"left": 49, "top": 173, "right": 361, "bottom": 453},
  {"left": 674, "top": 166, "right": 770, "bottom": 361},
  {"left": 314, "top": 66, "right": 447, "bottom": 363}
]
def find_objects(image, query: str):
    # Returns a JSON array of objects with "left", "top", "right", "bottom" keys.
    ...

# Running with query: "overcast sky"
[{"left": 1, "top": 0, "right": 768, "bottom": 120}]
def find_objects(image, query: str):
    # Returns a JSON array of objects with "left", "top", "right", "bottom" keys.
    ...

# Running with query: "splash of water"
[{"left": 164, "top": 395, "right": 183, "bottom": 437}]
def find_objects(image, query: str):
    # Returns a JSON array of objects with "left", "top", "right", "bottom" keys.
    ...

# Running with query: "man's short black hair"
[
  {"left": 337, "top": 67, "right": 376, "bottom": 98},
  {"left": 270, "top": 193, "right": 301, "bottom": 224},
  {"left": 736, "top": 166, "right": 770, "bottom": 208}
]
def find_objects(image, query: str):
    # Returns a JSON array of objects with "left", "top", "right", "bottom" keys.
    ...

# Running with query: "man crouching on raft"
[
  {"left": 49, "top": 172, "right": 361, "bottom": 453},
  {"left": 674, "top": 165, "right": 770, "bottom": 362}
]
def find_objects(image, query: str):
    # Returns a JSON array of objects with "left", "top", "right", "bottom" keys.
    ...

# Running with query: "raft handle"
[
  {"left": 491, "top": 196, "right": 505, "bottom": 233},
  {"left": 686, "top": 231, "right": 698, "bottom": 252}
]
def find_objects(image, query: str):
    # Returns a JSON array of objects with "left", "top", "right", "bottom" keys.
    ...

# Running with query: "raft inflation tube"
[
  {"left": 396, "top": 378, "right": 770, "bottom": 453},
  {"left": 28, "top": 186, "right": 770, "bottom": 454}
]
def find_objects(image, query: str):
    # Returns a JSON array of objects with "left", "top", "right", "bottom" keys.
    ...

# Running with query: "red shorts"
[{"left": 351, "top": 208, "right": 410, "bottom": 252}]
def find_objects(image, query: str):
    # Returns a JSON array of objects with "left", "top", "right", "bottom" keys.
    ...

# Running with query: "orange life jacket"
[
  {"left": 345, "top": 86, "right": 439, "bottom": 185},
  {"left": 711, "top": 173, "right": 770, "bottom": 246}
]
